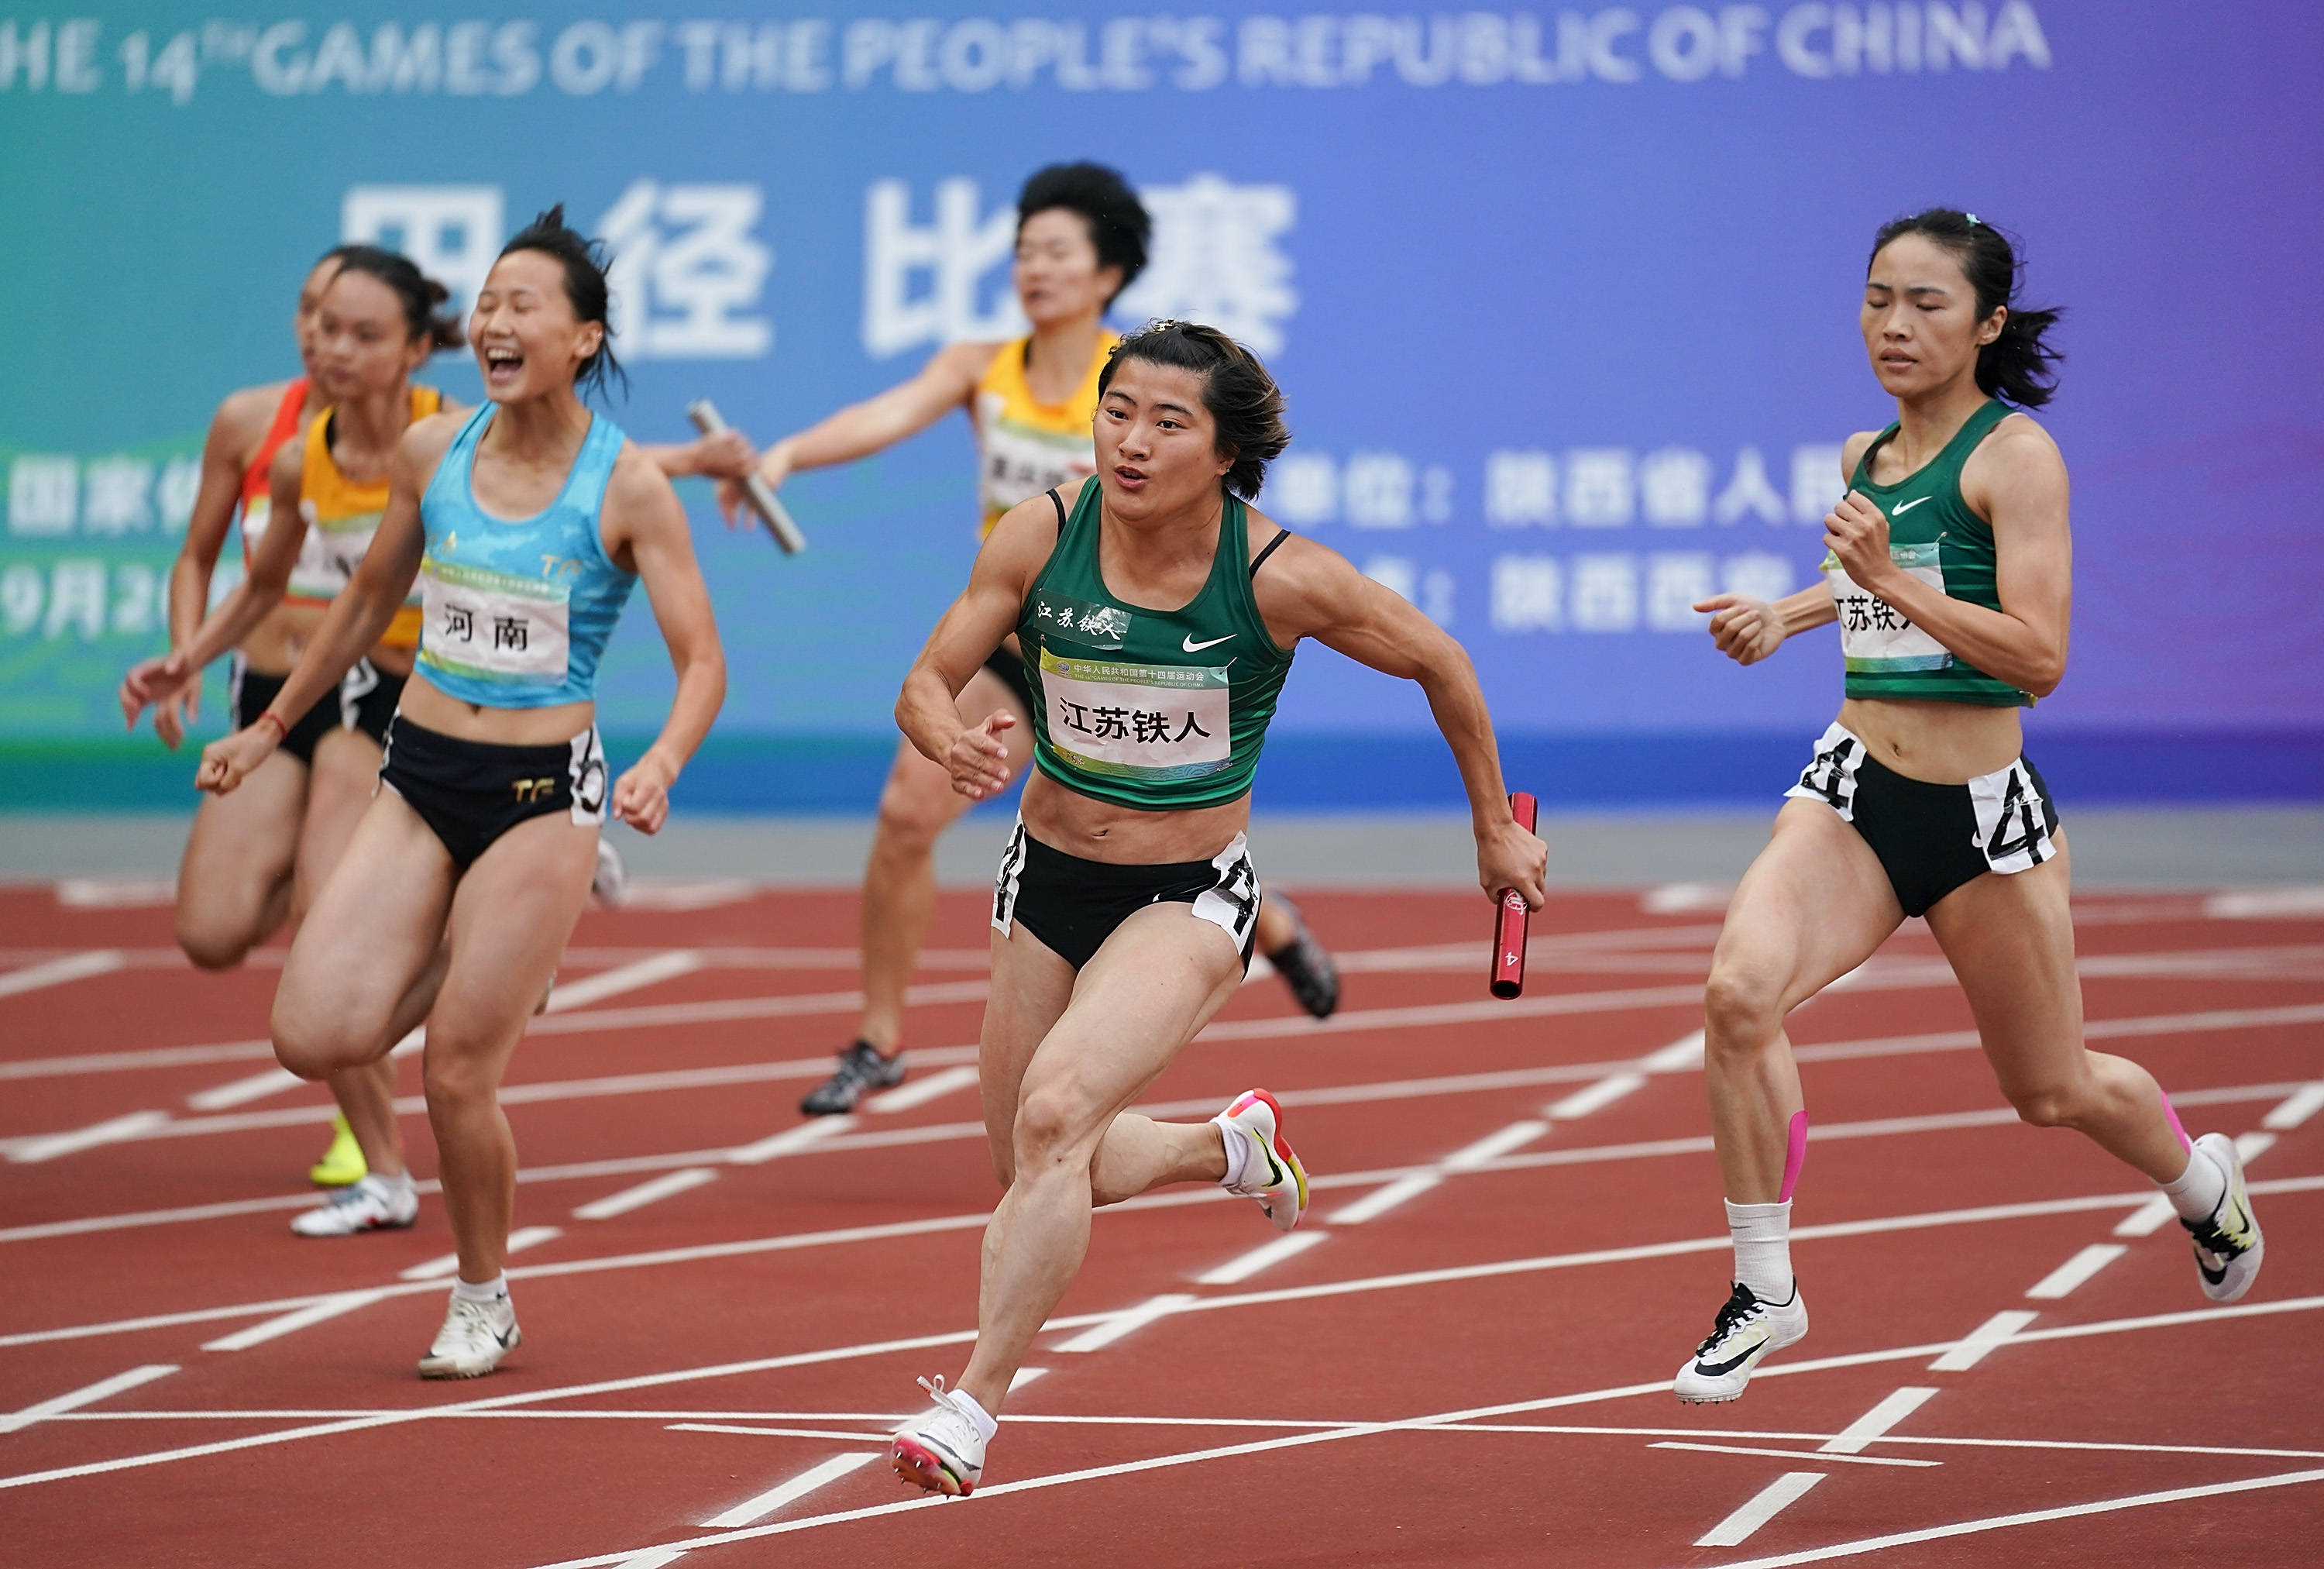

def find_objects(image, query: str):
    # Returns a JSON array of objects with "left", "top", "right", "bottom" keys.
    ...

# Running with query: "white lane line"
[
  {"left": 1443, "top": 1120, "right": 1550, "bottom": 1168},
  {"left": 1642, "top": 1029, "right": 1705, "bottom": 1072},
  {"left": 0, "top": 1365, "right": 177, "bottom": 1434},
  {"left": 574, "top": 1169, "right": 722, "bottom": 1221},
  {"left": 6, "top": 1110, "right": 171, "bottom": 1164},
  {"left": 544, "top": 951, "right": 706, "bottom": 1013},
  {"left": 1929, "top": 1309, "right": 2040, "bottom": 1371},
  {"left": 2026, "top": 1244, "right": 2128, "bottom": 1301},
  {"left": 1195, "top": 1231, "right": 1329, "bottom": 1285},
  {"left": 1326, "top": 1174, "right": 1442, "bottom": 1226},
  {"left": 1545, "top": 1072, "right": 1646, "bottom": 1120},
  {"left": 2237, "top": 1130, "right": 2280, "bottom": 1163},
  {"left": 399, "top": 1226, "right": 563, "bottom": 1282},
  {"left": 1820, "top": 1386, "right": 1937, "bottom": 1454},
  {"left": 202, "top": 1292, "right": 387, "bottom": 1352},
  {"left": 666, "top": 1424, "right": 890, "bottom": 1442},
  {"left": 700, "top": 1452, "right": 882, "bottom": 1529},
  {"left": 613, "top": 1550, "right": 689, "bottom": 1569},
  {"left": 1703, "top": 1465, "right": 2324, "bottom": 1569},
  {"left": 1695, "top": 1471, "right": 1827, "bottom": 1547},
  {"left": 1008, "top": 1367, "right": 1050, "bottom": 1393},
  {"left": 1051, "top": 1293, "right": 1198, "bottom": 1354},
  {"left": 2264, "top": 1083, "right": 2324, "bottom": 1130},
  {"left": 863, "top": 1065, "right": 978, "bottom": 1114},
  {"left": 187, "top": 1066, "right": 306, "bottom": 1111},
  {"left": 53, "top": 879, "right": 176, "bottom": 909},
  {"left": 0, "top": 949, "right": 126, "bottom": 998},
  {"left": 0, "top": 1037, "right": 277, "bottom": 1082},
  {"left": 1653, "top": 1440, "right": 1934, "bottom": 1469},
  {"left": 730, "top": 1118, "right": 855, "bottom": 1166},
  {"left": 2115, "top": 1195, "right": 2180, "bottom": 1237},
  {"left": 2205, "top": 886, "right": 2324, "bottom": 919}
]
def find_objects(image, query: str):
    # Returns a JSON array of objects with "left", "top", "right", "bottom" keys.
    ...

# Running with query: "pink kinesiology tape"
[{"left": 1779, "top": 1110, "right": 1810, "bottom": 1202}]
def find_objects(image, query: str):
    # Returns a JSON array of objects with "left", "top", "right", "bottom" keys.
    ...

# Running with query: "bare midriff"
[
  {"left": 1019, "top": 769, "right": 1251, "bottom": 865},
  {"left": 1836, "top": 694, "right": 2025, "bottom": 784},
  {"left": 239, "top": 601, "right": 416, "bottom": 681},
  {"left": 397, "top": 672, "right": 593, "bottom": 747}
]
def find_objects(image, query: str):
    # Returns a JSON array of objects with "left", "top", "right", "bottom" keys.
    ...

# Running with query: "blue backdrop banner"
[{"left": 4, "top": 3, "right": 2319, "bottom": 807}]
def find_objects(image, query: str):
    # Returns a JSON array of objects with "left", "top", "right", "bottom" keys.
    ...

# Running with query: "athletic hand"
[
  {"left": 1477, "top": 814, "right": 1548, "bottom": 911},
  {"left": 153, "top": 687, "right": 198, "bottom": 751},
  {"left": 947, "top": 711, "right": 1014, "bottom": 801},
  {"left": 198, "top": 722, "right": 278, "bottom": 796},
  {"left": 716, "top": 442, "right": 794, "bottom": 530},
  {"left": 1695, "top": 594, "right": 1787, "bottom": 666},
  {"left": 686, "top": 428, "right": 758, "bottom": 481},
  {"left": 120, "top": 651, "right": 196, "bottom": 731},
  {"left": 1824, "top": 490, "right": 1899, "bottom": 593},
  {"left": 612, "top": 753, "right": 677, "bottom": 835}
]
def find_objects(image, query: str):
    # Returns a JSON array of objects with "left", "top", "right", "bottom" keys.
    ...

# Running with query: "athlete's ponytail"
[
  {"left": 499, "top": 205, "right": 627, "bottom": 400},
  {"left": 1869, "top": 209, "right": 2063, "bottom": 409},
  {"left": 328, "top": 244, "right": 464, "bottom": 353},
  {"left": 1099, "top": 321, "right": 1290, "bottom": 501}
]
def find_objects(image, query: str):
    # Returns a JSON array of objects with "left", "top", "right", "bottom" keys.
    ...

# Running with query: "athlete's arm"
[
  {"left": 194, "top": 418, "right": 447, "bottom": 795},
  {"left": 717, "top": 341, "right": 995, "bottom": 526},
  {"left": 896, "top": 493, "right": 1052, "bottom": 800},
  {"left": 1827, "top": 417, "right": 2070, "bottom": 697},
  {"left": 144, "top": 389, "right": 272, "bottom": 744},
  {"left": 1253, "top": 526, "right": 1548, "bottom": 908},
  {"left": 600, "top": 446, "right": 728, "bottom": 834},
  {"left": 1696, "top": 431, "right": 1874, "bottom": 666},
  {"left": 638, "top": 430, "right": 757, "bottom": 480}
]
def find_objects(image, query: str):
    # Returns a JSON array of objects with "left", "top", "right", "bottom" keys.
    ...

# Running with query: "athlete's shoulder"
[
  {"left": 208, "top": 380, "right": 293, "bottom": 450},
  {"left": 392, "top": 409, "right": 468, "bottom": 481},
  {"left": 985, "top": 481, "right": 1074, "bottom": 552},
  {"left": 1839, "top": 428, "right": 1886, "bottom": 480},
  {"left": 1243, "top": 507, "right": 1361, "bottom": 627},
  {"left": 933, "top": 338, "right": 1007, "bottom": 387},
  {"left": 1964, "top": 408, "right": 2066, "bottom": 514}
]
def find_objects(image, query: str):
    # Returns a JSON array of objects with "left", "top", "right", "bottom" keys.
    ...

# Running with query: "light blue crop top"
[{"left": 414, "top": 405, "right": 637, "bottom": 708}]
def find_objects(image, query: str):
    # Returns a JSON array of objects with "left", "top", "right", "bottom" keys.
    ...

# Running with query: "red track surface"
[{"left": 2, "top": 881, "right": 2319, "bottom": 1567}]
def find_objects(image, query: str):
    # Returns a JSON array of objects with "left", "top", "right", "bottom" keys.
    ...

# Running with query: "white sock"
[
  {"left": 1215, "top": 1120, "right": 1251, "bottom": 1189},
  {"left": 2159, "top": 1144, "right": 2227, "bottom": 1222},
  {"left": 450, "top": 1273, "right": 508, "bottom": 1304},
  {"left": 378, "top": 1169, "right": 414, "bottom": 1196},
  {"left": 949, "top": 1385, "right": 999, "bottom": 1443},
  {"left": 1725, "top": 1199, "right": 1794, "bottom": 1303}
]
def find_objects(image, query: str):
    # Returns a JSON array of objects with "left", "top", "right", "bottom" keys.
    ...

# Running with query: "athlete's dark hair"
[
  {"left": 1098, "top": 321, "right": 1289, "bottom": 501},
  {"left": 498, "top": 204, "right": 626, "bottom": 398},
  {"left": 1869, "top": 208, "right": 2063, "bottom": 409},
  {"left": 1018, "top": 162, "right": 1151, "bottom": 303},
  {"left": 325, "top": 244, "right": 463, "bottom": 351}
]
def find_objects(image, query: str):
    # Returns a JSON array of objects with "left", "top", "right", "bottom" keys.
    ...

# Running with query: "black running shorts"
[
  {"left": 991, "top": 820, "right": 1260, "bottom": 971},
  {"left": 378, "top": 717, "right": 607, "bottom": 871}
]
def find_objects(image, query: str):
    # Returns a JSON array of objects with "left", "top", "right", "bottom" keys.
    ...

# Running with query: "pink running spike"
[
  {"left": 1778, "top": 1110, "right": 1810, "bottom": 1202},
  {"left": 2160, "top": 1089, "right": 2192, "bottom": 1151}
]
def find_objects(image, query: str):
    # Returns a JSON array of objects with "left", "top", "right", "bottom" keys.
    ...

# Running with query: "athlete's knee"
[
  {"left": 421, "top": 1041, "right": 497, "bottom": 1113},
  {"left": 874, "top": 774, "right": 955, "bottom": 853},
  {"left": 1701, "top": 962, "right": 1786, "bottom": 1055},
  {"left": 174, "top": 919, "right": 251, "bottom": 972},
  {"left": 1012, "top": 1082, "right": 1098, "bottom": 1173},
  {"left": 271, "top": 996, "right": 360, "bottom": 1079},
  {"left": 2006, "top": 1079, "right": 2091, "bottom": 1130}
]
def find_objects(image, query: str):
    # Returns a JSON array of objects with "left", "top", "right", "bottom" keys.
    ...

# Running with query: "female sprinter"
[
  {"left": 708, "top": 163, "right": 1339, "bottom": 1117},
  {"left": 126, "top": 248, "right": 463, "bottom": 1236},
  {"left": 194, "top": 208, "right": 727, "bottom": 1378},
  {"left": 1676, "top": 210, "right": 2262, "bottom": 1404},
  {"left": 883, "top": 321, "right": 1546, "bottom": 1493}
]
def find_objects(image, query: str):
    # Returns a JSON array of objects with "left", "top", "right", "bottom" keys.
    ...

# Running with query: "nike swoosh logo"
[
  {"left": 1184, "top": 633, "right": 1236, "bottom": 652},
  {"left": 1693, "top": 1333, "right": 1769, "bottom": 1378},
  {"left": 1893, "top": 496, "right": 1932, "bottom": 513}
]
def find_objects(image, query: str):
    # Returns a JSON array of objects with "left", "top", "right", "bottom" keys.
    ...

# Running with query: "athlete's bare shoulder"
[
  {"left": 982, "top": 483, "right": 1071, "bottom": 572},
  {"left": 1243, "top": 507, "right": 1366, "bottom": 642},
  {"left": 1839, "top": 428, "right": 1885, "bottom": 483},
  {"left": 208, "top": 379, "right": 295, "bottom": 459},
  {"left": 605, "top": 436, "right": 685, "bottom": 513},
  {"left": 1963, "top": 408, "right": 2067, "bottom": 517},
  {"left": 391, "top": 409, "right": 467, "bottom": 484}
]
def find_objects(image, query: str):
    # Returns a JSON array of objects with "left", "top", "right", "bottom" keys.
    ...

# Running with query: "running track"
[{"left": 2, "top": 878, "right": 2320, "bottom": 1567}]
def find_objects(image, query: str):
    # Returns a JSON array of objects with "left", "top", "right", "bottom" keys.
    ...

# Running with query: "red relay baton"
[{"left": 1490, "top": 792, "right": 1538, "bottom": 1000}]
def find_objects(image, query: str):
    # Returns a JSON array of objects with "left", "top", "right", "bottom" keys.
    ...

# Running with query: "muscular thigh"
[
  {"left": 1714, "top": 798, "right": 1905, "bottom": 1012},
  {"left": 427, "top": 813, "right": 599, "bottom": 1087},
  {"left": 980, "top": 920, "right": 1078, "bottom": 1184},
  {"left": 1925, "top": 833, "right": 2084, "bottom": 1101},
  {"left": 177, "top": 751, "right": 306, "bottom": 931},
  {"left": 277, "top": 785, "right": 454, "bottom": 1047},
  {"left": 294, "top": 728, "right": 384, "bottom": 915}
]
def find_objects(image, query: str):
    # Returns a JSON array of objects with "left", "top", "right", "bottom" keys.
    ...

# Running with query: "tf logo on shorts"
[{"left": 513, "top": 776, "right": 559, "bottom": 804}]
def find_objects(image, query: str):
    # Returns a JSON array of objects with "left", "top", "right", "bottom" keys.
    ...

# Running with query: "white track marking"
[
  {"left": 1545, "top": 1072, "right": 1646, "bottom": 1120},
  {"left": 0, "top": 1037, "right": 277, "bottom": 1082},
  {"left": 616, "top": 879, "right": 757, "bottom": 911},
  {"left": 543, "top": 951, "right": 706, "bottom": 1013},
  {"left": 1929, "top": 1309, "right": 2040, "bottom": 1371},
  {"left": 1655, "top": 1440, "right": 1933, "bottom": 1469},
  {"left": 700, "top": 1452, "right": 882, "bottom": 1528},
  {"left": 574, "top": 1169, "right": 722, "bottom": 1221},
  {"left": 2264, "top": 1083, "right": 2324, "bottom": 1130},
  {"left": 0, "top": 1192, "right": 339, "bottom": 1244},
  {"left": 1821, "top": 1387, "right": 1937, "bottom": 1454},
  {"left": 398, "top": 1225, "right": 562, "bottom": 1281},
  {"left": 1326, "top": 1174, "right": 1442, "bottom": 1225},
  {"left": 5, "top": 1110, "right": 170, "bottom": 1163},
  {"left": 666, "top": 1424, "right": 892, "bottom": 1443},
  {"left": 729, "top": 1118, "right": 855, "bottom": 1165},
  {"left": 521, "top": 979, "right": 992, "bottom": 1037},
  {"left": 0, "top": 949, "right": 125, "bottom": 998},
  {"left": 2205, "top": 886, "right": 2324, "bottom": 919},
  {"left": 1443, "top": 1120, "right": 1550, "bottom": 1167},
  {"left": 1642, "top": 1029, "right": 1706, "bottom": 1072},
  {"left": 1642, "top": 883, "right": 1733, "bottom": 914},
  {"left": 1007, "top": 1367, "right": 1049, "bottom": 1392},
  {"left": 185, "top": 1066, "right": 306, "bottom": 1111},
  {"left": 1195, "top": 1232, "right": 1329, "bottom": 1285},
  {"left": 201, "top": 1292, "right": 387, "bottom": 1352},
  {"left": 13, "top": 1295, "right": 2322, "bottom": 1501},
  {"left": 863, "top": 1065, "right": 978, "bottom": 1113},
  {"left": 2115, "top": 1195, "right": 2180, "bottom": 1237},
  {"left": 1050, "top": 1293, "right": 1198, "bottom": 1353},
  {"left": 54, "top": 878, "right": 176, "bottom": 908},
  {"left": 2026, "top": 1244, "right": 2128, "bottom": 1301},
  {"left": 1694, "top": 1471, "right": 1827, "bottom": 1547},
  {"left": 0, "top": 1365, "right": 177, "bottom": 1434},
  {"left": 613, "top": 1550, "right": 689, "bottom": 1569},
  {"left": 1704, "top": 1466, "right": 2324, "bottom": 1569},
  {"left": 2237, "top": 1130, "right": 2279, "bottom": 1163}
]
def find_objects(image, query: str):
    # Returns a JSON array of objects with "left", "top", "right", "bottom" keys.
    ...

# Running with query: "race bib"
[
  {"left": 1039, "top": 647, "right": 1231, "bottom": 783},
  {"left": 417, "top": 555, "right": 570, "bottom": 687},
  {"left": 978, "top": 393, "right": 1096, "bottom": 518},
  {"left": 287, "top": 503, "right": 384, "bottom": 602},
  {"left": 1825, "top": 542, "right": 1951, "bottom": 674}
]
